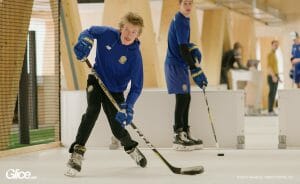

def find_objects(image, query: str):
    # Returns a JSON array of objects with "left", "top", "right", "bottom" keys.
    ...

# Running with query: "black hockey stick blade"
[
  {"left": 152, "top": 149, "right": 204, "bottom": 175},
  {"left": 172, "top": 166, "right": 204, "bottom": 175}
]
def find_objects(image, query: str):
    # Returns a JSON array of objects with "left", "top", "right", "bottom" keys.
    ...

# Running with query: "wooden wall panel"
[
  {"left": 60, "top": 0, "right": 87, "bottom": 90},
  {"left": 202, "top": 9, "right": 226, "bottom": 85},
  {"left": 227, "top": 12, "right": 257, "bottom": 65}
]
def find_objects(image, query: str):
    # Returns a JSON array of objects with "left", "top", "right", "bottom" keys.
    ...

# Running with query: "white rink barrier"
[
  {"left": 278, "top": 89, "right": 300, "bottom": 148},
  {"left": 61, "top": 89, "right": 245, "bottom": 149}
]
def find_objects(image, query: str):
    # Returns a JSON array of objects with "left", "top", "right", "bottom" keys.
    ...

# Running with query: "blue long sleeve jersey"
[
  {"left": 166, "top": 12, "right": 190, "bottom": 67},
  {"left": 79, "top": 26, "right": 143, "bottom": 108},
  {"left": 292, "top": 43, "right": 300, "bottom": 59},
  {"left": 292, "top": 43, "right": 300, "bottom": 71}
]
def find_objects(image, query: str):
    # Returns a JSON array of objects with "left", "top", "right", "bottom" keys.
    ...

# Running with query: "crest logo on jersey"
[
  {"left": 119, "top": 56, "right": 127, "bottom": 64},
  {"left": 182, "top": 84, "right": 187, "bottom": 92},
  {"left": 105, "top": 45, "right": 112, "bottom": 50}
]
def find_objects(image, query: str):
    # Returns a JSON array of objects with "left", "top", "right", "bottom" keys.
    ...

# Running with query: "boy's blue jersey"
[
  {"left": 79, "top": 26, "right": 143, "bottom": 108},
  {"left": 166, "top": 12, "right": 190, "bottom": 67}
]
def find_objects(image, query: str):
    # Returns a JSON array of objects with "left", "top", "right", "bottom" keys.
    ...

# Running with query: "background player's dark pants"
[
  {"left": 267, "top": 75, "right": 278, "bottom": 113},
  {"left": 174, "top": 94, "right": 191, "bottom": 132},
  {"left": 69, "top": 74, "right": 138, "bottom": 153},
  {"left": 220, "top": 68, "right": 228, "bottom": 84}
]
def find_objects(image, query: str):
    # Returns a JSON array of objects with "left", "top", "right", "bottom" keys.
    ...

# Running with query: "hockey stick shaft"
[
  {"left": 84, "top": 59, "right": 203, "bottom": 175},
  {"left": 202, "top": 87, "right": 219, "bottom": 149}
]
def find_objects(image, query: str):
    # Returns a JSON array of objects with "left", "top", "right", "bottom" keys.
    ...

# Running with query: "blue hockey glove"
[
  {"left": 115, "top": 103, "right": 127, "bottom": 126},
  {"left": 188, "top": 43, "right": 202, "bottom": 63},
  {"left": 74, "top": 37, "right": 94, "bottom": 61},
  {"left": 115, "top": 103, "right": 134, "bottom": 127},
  {"left": 191, "top": 67, "right": 208, "bottom": 89}
]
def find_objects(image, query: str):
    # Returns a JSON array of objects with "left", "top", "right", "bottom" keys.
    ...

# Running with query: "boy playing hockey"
[{"left": 65, "top": 12, "right": 146, "bottom": 176}]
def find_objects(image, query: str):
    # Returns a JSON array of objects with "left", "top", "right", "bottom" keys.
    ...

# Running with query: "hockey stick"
[
  {"left": 202, "top": 87, "right": 224, "bottom": 156},
  {"left": 85, "top": 59, "right": 204, "bottom": 175}
]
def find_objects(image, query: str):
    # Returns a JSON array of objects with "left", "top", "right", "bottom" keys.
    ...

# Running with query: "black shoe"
[
  {"left": 268, "top": 111, "right": 277, "bottom": 116},
  {"left": 67, "top": 144, "right": 86, "bottom": 171},
  {"left": 173, "top": 129, "right": 195, "bottom": 151},
  {"left": 126, "top": 147, "right": 147, "bottom": 168},
  {"left": 186, "top": 131, "right": 203, "bottom": 150}
]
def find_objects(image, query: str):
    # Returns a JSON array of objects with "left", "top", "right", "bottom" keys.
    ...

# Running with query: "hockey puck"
[{"left": 217, "top": 153, "right": 224, "bottom": 156}]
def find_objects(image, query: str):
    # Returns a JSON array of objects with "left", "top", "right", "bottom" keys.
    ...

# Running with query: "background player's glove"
[
  {"left": 74, "top": 36, "right": 94, "bottom": 61},
  {"left": 289, "top": 68, "right": 294, "bottom": 79},
  {"left": 115, "top": 103, "right": 134, "bottom": 127},
  {"left": 191, "top": 67, "right": 208, "bottom": 89},
  {"left": 188, "top": 43, "right": 202, "bottom": 64}
]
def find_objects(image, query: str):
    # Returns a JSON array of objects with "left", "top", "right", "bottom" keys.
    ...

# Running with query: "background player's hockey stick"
[
  {"left": 85, "top": 59, "right": 204, "bottom": 175},
  {"left": 202, "top": 87, "right": 224, "bottom": 157}
]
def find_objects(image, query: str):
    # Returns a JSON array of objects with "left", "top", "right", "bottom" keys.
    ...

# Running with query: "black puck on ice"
[{"left": 217, "top": 153, "right": 224, "bottom": 156}]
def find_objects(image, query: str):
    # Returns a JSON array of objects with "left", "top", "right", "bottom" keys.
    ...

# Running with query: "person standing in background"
[
  {"left": 267, "top": 40, "right": 279, "bottom": 115},
  {"left": 164, "top": 0, "right": 208, "bottom": 151},
  {"left": 290, "top": 31, "right": 300, "bottom": 88},
  {"left": 220, "top": 42, "right": 247, "bottom": 88}
]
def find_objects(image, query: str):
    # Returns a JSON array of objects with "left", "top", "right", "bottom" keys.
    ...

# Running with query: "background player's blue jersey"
[
  {"left": 166, "top": 12, "right": 190, "bottom": 67},
  {"left": 164, "top": 12, "right": 191, "bottom": 94},
  {"left": 79, "top": 26, "right": 143, "bottom": 107},
  {"left": 292, "top": 44, "right": 300, "bottom": 58},
  {"left": 291, "top": 43, "right": 300, "bottom": 83}
]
